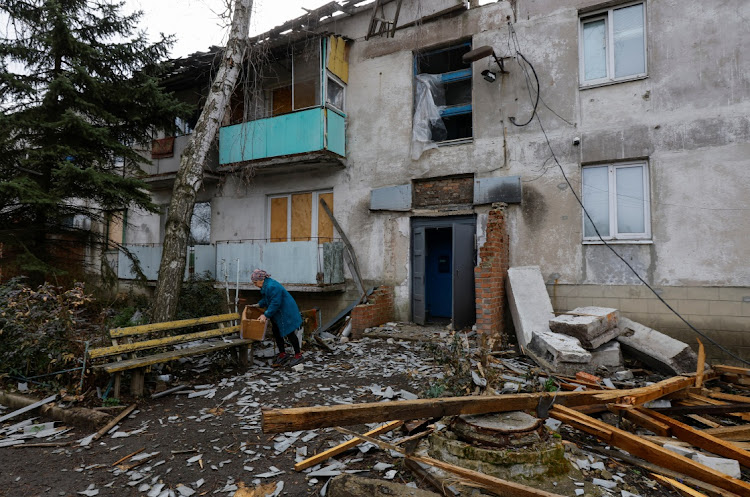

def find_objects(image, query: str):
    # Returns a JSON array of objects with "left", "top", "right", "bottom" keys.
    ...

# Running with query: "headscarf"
[{"left": 251, "top": 269, "right": 271, "bottom": 282}]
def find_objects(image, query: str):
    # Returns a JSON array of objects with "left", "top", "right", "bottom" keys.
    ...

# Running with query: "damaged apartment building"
[{"left": 108, "top": 0, "right": 750, "bottom": 363}]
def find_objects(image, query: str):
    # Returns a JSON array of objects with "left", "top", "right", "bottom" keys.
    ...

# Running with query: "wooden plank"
[
  {"left": 336, "top": 427, "right": 566, "bottom": 497},
  {"left": 714, "top": 365, "right": 750, "bottom": 376},
  {"left": 262, "top": 377, "right": 695, "bottom": 433},
  {"left": 111, "top": 447, "right": 144, "bottom": 466},
  {"left": 652, "top": 473, "right": 709, "bottom": 497},
  {"left": 99, "top": 338, "right": 253, "bottom": 373},
  {"left": 317, "top": 192, "right": 334, "bottom": 242},
  {"left": 638, "top": 408, "right": 750, "bottom": 469},
  {"left": 90, "top": 325, "right": 240, "bottom": 359},
  {"left": 587, "top": 445, "right": 741, "bottom": 497},
  {"left": 708, "top": 391, "right": 750, "bottom": 403},
  {"left": 550, "top": 406, "right": 750, "bottom": 496},
  {"left": 291, "top": 193, "right": 312, "bottom": 241},
  {"left": 270, "top": 196, "right": 288, "bottom": 241},
  {"left": 263, "top": 390, "right": 614, "bottom": 433},
  {"left": 652, "top": 403, "right": 750, "bottom": 415},
  {"left": 686, "top": 415, "right": 722, "bottom": 428},
  {"left": 92, "top": 404, "right": 137, "bottom": 443},
  {"left": 696, "top": 339, "right": 705, "bottom": 389},
  {"left": 622, "top": 409, "right": 671, "bottom": 437},
  {"left": 688, "top": 393, "right": 750, "bottom": 422},
  {"left": 294, "top": 420, "right": 402, "bottom": 471},
  {"left": 703, "top": 424, "right": 750, "bottom": 441},
  {"left": 109, "top": 313, "right": 240, "bottom": 338},
  {"left": 611, "top": 376, "right": 696, "bottom": 409},
  {"left": 0, "top": 395, "right": 57, "bottom": 423}
]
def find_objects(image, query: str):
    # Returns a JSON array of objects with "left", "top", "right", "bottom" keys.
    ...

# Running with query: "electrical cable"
[{"left": 506, "top": 22, "right": 750, "bottom": 367}]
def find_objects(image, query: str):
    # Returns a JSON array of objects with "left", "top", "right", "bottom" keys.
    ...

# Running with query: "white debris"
[
  {"left": 384, "top": 470, "right": 398, "bottom": 480},
  {"left": 372, "top": 462, "right": 394, "bottom": 471},
  {"left": 592, "top": 478, "right": 618, "bottom": 489},
  {"left": 256, "top": 466, "right": 284, "bottom": 478},
  {"left": 77, "top": 485, "right": 99, "bottom": 496},
  {"left": 471, "top": 371, "right": 487, "bottom": 387},
  {"left": 175, "top": 484, "right": 195, "bottom": 496}
]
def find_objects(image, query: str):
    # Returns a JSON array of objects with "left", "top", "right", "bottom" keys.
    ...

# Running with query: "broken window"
[
  {"left": 189, "top": 202, "right": 211, "bottom": 245},
  {"left": 582, "top": 162, "right": 651, "bottom": 241},
  {"left": 580, "top": 2, "right": 646, "bottom": 86},
  {"left": 268, "top": 191, "right": 334, "bottom": 243},
  {"left": 412, "top": 42, "right": 473, "bottom": 159}
]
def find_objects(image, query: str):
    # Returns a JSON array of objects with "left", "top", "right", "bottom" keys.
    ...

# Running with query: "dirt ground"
[{"left": 0, "top": 326, "right": 704, "bottom": 497}]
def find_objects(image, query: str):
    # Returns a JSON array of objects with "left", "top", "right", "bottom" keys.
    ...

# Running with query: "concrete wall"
[{"left": 123, "top": 0, "right": 750, "bottom": 362}]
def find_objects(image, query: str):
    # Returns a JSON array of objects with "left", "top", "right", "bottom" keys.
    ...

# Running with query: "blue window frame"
[{"left": 414, "top": 42, "right": 473, "bottom": 142}]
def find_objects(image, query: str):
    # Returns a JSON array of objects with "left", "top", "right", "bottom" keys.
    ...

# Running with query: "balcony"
[
  {"left": 114, "top": 239, "right": 345, "bottom": 291},
  {"left": 218, "top": 107, "right": 346, "bottom": 171}
]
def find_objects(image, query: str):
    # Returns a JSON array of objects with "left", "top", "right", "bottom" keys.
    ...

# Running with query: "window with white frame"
[
  {"left": 580, "top": 1, "right": 647, "bottom": 86},
  {"left": 267, "top": 190, "right": 334, "bottom": 243},
  {"left": 582, "top": 162, "right": 650, "bottom": 241}
]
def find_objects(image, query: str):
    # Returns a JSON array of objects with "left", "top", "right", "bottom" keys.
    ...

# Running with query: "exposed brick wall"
[
  {"left": 413, "top": 175, "right": 473, "bottom": 207},
  {"left": 474, "top": 204, "right": 509, "bottom": 345},
  {"left": 350, "top": 286, "right": 395, "bottom": 339}
]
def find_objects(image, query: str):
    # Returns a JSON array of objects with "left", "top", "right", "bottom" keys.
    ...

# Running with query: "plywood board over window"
[
  {"left": 292, "top": 193, "right": 312, "bottom": 241},
  {"left": 270, "top": 197, "right": 289, "bottom": 242},
  {"left": 318, "top": 192, "right": 334, "bottom": 243},
  {"left": 268, "top": 191, "right": 333, "bottom": 243}
]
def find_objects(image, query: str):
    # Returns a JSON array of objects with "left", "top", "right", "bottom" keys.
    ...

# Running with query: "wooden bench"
[{"left": 88, "top": 312, "right": 254, "bottom": 397}]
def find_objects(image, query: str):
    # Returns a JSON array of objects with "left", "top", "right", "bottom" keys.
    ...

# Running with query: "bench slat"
[
  {"left": 89, "top": 325, "right": 241, "bottom": 359},
  {"left": 109, "top": 313, "right": 240, "bottom": 338},
  {"left": 97, "top": 338, "right": 254, "bottom": 373}
]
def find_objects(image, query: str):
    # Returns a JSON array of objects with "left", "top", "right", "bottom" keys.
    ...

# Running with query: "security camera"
[{"left": 572, "top": 137, "right": 581, "bottom": 146}]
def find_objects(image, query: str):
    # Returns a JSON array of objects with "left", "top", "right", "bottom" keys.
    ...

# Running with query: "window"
[
  {"left": 580, "top": 2, "right": 646, "bottom": 86},
  {"left": 414, "top": 42, "right": 473, "bottom": 142},
  {"left": 268, "top": 191, "right": 334, "bottom": 243},
  {"left": 582, "top": 162, "right": 650, "bottom": 241},
  {"left": 106, "top": 210, "right": 127, "bottom": 249},
  {"left": 189, "top": 202, "right": 211, "bottom": 245},
  {"left": 326, "top": 75, "right": 345, "bottom": 112}
]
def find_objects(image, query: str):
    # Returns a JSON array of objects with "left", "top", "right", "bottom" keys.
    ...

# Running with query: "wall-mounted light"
[{"left": 462, "top": 45, "right": 508, "bottom": 83}]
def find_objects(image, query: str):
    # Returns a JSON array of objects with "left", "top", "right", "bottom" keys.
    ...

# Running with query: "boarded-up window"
[
  {"left": 272, "top": 86, "right": 293, "bottom": 116},
  {"left": 268, "top": 191, "right": 333, "bottom": 243},
  {"left": 107, "top": 210, "right": 126, "bottom": 249}
]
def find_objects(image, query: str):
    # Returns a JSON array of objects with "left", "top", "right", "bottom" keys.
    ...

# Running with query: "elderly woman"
[{"left": 252, "top": 269, "right": 304, "bottom": 367}]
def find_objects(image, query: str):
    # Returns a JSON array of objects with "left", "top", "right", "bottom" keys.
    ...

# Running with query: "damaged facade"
[{"left": 109, "top": 0, "right": 749, "bottom": 362}]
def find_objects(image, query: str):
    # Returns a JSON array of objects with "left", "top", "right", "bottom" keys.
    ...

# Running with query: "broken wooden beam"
[
  {"left": 91, "top": 403, "right": 137, "bottom": 443},
  {"left": 621, "top": 409, "right": 671, "bottom": 437},
  {"left": 262, "top": 377, "right": 694, "bottom": 433},
  {"left": 294, "top": 420, "right": 402, "bottom": 471},
  {"left": 652, "top": 473, "right": 709, "bottom": 497},
  {"left": 637, "top": 408, "right": 750, "bottom": 469},
  {"left": 651, "top": 403, "right": 750, "bottom": 416},
  {"left": 549, "top": 405, "right": 750, "bottom": 496},
  {"left": 703, "top": 424, "right": 750, "bottom": 441}
]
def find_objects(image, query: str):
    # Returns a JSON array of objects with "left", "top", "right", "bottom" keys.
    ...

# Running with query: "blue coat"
[{"left": 257, "top": 277, "right": 302, "bottom": 337}]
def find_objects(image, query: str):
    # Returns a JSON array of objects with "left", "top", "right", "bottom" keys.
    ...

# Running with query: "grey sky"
[{"left": 125, "top": 0, "right": 333, "bottom": 59}]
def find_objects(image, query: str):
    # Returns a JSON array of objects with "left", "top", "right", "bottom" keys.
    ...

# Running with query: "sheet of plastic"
[{"left": 411, "top": 73, "right": 446, "bottom": 160}]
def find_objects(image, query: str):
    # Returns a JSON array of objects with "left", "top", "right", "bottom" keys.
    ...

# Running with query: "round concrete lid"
[{"left": 458, "top": 411, "right": 542, "bottom": 433}]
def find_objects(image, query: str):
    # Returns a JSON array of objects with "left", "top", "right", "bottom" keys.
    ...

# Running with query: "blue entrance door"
[{"left": 425, "top": 228, "right": 452, "bottom": 318}]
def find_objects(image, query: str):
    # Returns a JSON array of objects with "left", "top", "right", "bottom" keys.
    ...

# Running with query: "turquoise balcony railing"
[{"left": 219, "top": 107, "right": 345, "bottom": 165}]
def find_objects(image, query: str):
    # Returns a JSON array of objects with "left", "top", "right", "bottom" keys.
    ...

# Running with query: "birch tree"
[{"left": 152, "top": 0, "right": 253, "bottom": 322}]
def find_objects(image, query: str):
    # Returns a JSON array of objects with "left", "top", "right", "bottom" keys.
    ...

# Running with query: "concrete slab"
[
  {"left": 507, "top": 266, "right": 556, "bottom": 348},
  {"left": 617, "top": 318, "right": 698, "bottom": 375},
  {"left": 691, "top": 453, "right": 741, "bottom": 479},
  {"left": 549, "top": 307, "right": 620, "bottom": 346},
  {"left": 584, "top": 326, "right": 625, "bottom": 350}
]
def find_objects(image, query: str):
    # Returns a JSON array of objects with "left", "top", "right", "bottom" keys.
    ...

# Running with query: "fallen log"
[
  {"left": 550, "top": 405, "right": 750, "bottom": 496},
  {"left": 0, "top": 391, "right": 111, "bottom": 428},
  {"left": 262, "top": 377, "right": 693, "bottom": 433}
]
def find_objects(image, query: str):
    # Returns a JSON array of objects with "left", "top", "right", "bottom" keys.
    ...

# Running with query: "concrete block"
[
  {"left": 549, "top": 307, "right": 621, "bottom": 348},
  {"left": 507, "top": 266, "right": 556, "bottom": 348},
  {"left": 617, "top": 317, "right": 698, "bottom": 375},
  {"left": 528, "top": 331, "right": 592, "bottom": 364},
  {"left": 690, "top": 453, "right": 741, "bottom": 479},
  {"left": 590, "top": 341, "right": 623, "bottom": 368},
  {"left": 663, "top": 443, "right": 695, "bottom": 458}
]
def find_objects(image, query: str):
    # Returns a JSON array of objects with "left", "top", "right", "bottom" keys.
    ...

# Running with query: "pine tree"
[{"left": 0, "top": 0, "right": 188, "bottom": 281}]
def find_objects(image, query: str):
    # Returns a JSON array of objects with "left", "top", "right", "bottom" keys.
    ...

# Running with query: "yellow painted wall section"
[{"left": 327, "top": 36, "right": 349, "bottom": 84}]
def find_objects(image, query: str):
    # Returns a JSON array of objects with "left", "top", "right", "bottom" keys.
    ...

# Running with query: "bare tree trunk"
[{"left": 152, "top": 0, "right": 253, "bottom": 323}]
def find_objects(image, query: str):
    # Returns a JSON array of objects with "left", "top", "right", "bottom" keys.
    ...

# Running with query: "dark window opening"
[{"left": 442, "top": 114, "right": 472, "bottom": 141}]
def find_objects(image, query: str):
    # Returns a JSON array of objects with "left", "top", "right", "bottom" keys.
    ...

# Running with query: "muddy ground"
[{"left": 0, "top": 327, "right": 688, "bottom": 497}]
